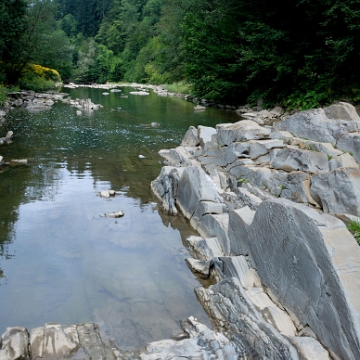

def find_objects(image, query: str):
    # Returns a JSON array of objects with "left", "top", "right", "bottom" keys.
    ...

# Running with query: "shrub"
[
  {"left": 347, "top": 219, "right": 360, "bottom": 244},
  {"left": 18, "top": 64, "right": 60, "bottom": 91},
  {"left": 164, "top": 81, "right": 191, "bottom": 94}
]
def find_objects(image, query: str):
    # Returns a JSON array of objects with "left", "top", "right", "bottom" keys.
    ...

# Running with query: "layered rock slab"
[
  {"left": 275, "top": 108, "right": 360, "bottom": 143},
  {"left": 0, "top": 321, "right": 238, "bottom": 360},
  {"left": 310, "top": 167, "right": 360, "bottom": 216},
  {"left": 229, "top": 198, "right": 360, "bottom": 360}
]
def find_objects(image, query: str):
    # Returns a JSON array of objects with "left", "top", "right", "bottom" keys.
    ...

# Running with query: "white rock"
[
  {"left": 104, "top": 210, "right": 124, "bottom": 218},
  {"left": 198, "top": 125, "right": 216, "bottom": 147},
  {"left": 217, "top": 120, "right": 271, "bottom": 146},
  {"left": 129, "top": 91, "right": 149, "bottom": 96}
]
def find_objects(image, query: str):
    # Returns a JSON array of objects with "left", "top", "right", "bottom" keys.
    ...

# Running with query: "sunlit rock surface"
[{"left": 152, "top": 103, "right": 360, "bottom": 359}]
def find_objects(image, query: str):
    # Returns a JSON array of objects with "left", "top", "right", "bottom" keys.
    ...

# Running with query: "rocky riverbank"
[
  {"left": 0, "top": 90, "right": 103, "bottom": 117},
  {"left": 1, "top": 95, "right": 360, "bottom": 359},
  {"left": 151, "top": 101, "right": 360, "bottom": 359}
]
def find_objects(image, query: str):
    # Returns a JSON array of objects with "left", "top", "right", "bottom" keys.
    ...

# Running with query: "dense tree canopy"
[{"left": 1, "top": 0, "right": 360, "bottom": 107}]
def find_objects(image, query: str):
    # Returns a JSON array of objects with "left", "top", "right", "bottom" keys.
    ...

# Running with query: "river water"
[{"left": 0, "top": 87, "right": 239, "bottom": 349}]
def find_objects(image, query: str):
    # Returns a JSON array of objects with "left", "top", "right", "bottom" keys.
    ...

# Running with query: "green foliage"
[
  {"left": 18, "top": 71, "right": 56, "bottom": 92},
  {"left": 165, "top": 81, "right": 191, "bottom": 94},
  {"left": 0, "top": 0, "right": 28, "bottom": 84},
  {"left": 0, "top": 85, "right": 19, "bottom": 106},
  {"left": 181, "top": 0, "right": 360, "bottom": 107},
  {"left": 347, "top": 219, "right": 360, "bottom": 244},
  {"left": 3, "top": 0, "right": 358, "bottom": 105}
]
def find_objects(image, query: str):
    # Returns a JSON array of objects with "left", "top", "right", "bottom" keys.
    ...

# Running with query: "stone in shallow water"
[{"left": 105, "top": 210, "right": 124, "bottom": 218}]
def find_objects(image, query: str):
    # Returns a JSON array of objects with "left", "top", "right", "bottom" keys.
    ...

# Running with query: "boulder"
[
  {"left": 140, "top": 317, "right": 238, "bottom": 360},
  {"left": 248, "top": 139, "right": 285, "bottom": 159},
  {"left": 104, "top": 210, "right": 124, "bottom": 218},
  {"left": 0, "top": 327, "right": 30, "bottom": 360},
  {"left": 324, "top": 102, "right": 360, "bottom": 121},
  {"left": 176, "top": 166, "right": 223, "bottom": 219},
  {"left": 185, "top": 236, "right": 225, "bottom": 260},
  {"left": 270, "top": 106, "right": 284, "bottom": 117},
  {"left": 310, "top": 168, "right": 360, "bottom": 216},
  {"left": 275, "top": 108, "right": 360, "bottom": 143},
  {"left": 216, "top": 120, "right": 271, "bottom": 146},
  {"left": 270, "top": 147, "right": 329, "bottom": 173},
  {"left": 181, "top": 126, "right": 200, "bottom": 147},
  {"left": 272, "top": 171, "right": 317, "bottom": 205},
  {"left": 228, "top": 199, "right": 360, "bottom": 360},
  {"left": 337, "top": 132, "right": 360, "bottom": 164},
  {"left": 214, "top": 142, "right": 250, "bottom": 167},
  {"left": 198, "top": 125, "right": 216, "bottom": 147},
  {"left": 151, "top": 166, "right": 185, "bottom": 215},
  {"left": 30, "top": 323, "right": 78, "bottom": 359},
  {"left": 159, "top": 146, "right": 199, "bottom": 167},
  {"left": 194, "top": 213, "right": 230, "bottom": 255}
]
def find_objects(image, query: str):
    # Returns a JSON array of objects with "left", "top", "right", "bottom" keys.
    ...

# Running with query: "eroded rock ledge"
[
  {"left": 0, "top": 318, "right": 238, "bottom": 360},
  {"left": 151, "top": 102, "right": 360, "bottom": 359}
]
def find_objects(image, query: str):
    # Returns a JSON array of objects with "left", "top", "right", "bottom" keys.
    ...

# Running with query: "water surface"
[{"left": 0, "top": 87, "right": 239, "bottom": 349}]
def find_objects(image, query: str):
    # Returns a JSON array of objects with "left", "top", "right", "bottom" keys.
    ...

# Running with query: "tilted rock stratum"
[{"left": 151, "top": 102, "right": 360, "bottom": 359}]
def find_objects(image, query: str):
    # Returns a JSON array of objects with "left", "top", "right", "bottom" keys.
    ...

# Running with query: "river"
[{"left": 0, "top": 86, "right": 239, "bottom": 350}]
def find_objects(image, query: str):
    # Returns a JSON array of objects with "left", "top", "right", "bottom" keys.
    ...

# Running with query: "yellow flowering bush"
[
  {"left": 26, "top": 64, "right": 61, "bottom": 82},
  {"left": 19, "top": 64, "right": 62, "bottom": 91}
]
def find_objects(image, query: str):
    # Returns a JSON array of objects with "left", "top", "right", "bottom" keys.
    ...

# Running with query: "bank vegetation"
[{"left": 1, "top": 0, "right": 360, "bottom": 109}]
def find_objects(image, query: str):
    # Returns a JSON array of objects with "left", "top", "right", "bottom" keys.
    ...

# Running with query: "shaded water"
[{"left": 0, "top": 87, "right": 239, "bottom": 349}]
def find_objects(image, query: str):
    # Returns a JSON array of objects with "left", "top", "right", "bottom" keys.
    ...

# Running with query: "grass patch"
[
  {"left": 164, "top": 81, "right": 191, "bottom": 94},
  {"left": 347, "top": 219, "right": 360, "bottom": 244}
]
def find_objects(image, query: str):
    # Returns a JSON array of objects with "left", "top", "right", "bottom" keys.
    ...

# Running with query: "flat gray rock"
[
  {"left": 270, "top": 147, "right": 329, "bottom": 173},
  {"left": 275, "top": 108, "right": 360, "bottom": 143},
  {"left": 216, "top": 120, "right": 271, "bottom": 146},
  {"left": 337, "top": 132, "right": 360, "bottom": 164},
  {"left": 181, "top": 126, "right": 200, "bottom": 147},
  {"left": 310, "top": 167, "right": 360, "bottom": 216}
]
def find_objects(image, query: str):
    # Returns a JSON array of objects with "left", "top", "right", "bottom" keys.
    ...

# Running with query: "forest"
[{"left": 1, "top": 0, "right": 360, "bottom": 108}]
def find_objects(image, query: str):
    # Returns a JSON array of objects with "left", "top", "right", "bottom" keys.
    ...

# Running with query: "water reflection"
[{"left": 0, "top": 87, "right": 239, "bottom": 349}]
